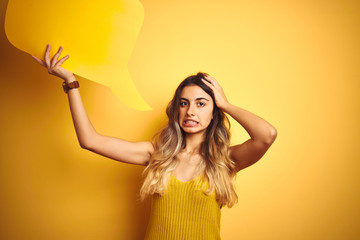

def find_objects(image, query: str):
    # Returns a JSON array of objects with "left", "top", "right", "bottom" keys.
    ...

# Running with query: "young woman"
[{"left": 32, "top": 44, "right": 277, "bottom": 240}]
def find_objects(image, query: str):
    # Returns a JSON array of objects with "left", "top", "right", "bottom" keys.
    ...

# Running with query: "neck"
[{"left": 183, "top": 132, "right": 205, "bottom": 154}]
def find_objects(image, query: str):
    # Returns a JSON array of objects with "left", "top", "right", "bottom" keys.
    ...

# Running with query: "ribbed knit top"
[{"left": 144, "top": 174, "right": 222, "bottom": 240}]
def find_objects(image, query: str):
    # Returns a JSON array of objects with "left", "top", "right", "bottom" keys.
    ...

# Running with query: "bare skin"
[
  {"left": 32, "top": 44, "right": 277, "bottom": 181},
  {"left": 201, "top": 75, "right": 278, "bottom": 172},
  {"left": 173, "top": 85, "right": 214, "bottom": 181},
  {"left": 32, "top": 44, "right": 153, "bottom": 166}
]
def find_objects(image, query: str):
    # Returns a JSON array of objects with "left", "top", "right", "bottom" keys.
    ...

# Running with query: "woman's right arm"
[
  {"left": 32, "top": 44, "right": 153, "bottom": 166},
  {"left": 66, "top": 76, "right": 153, "bottom": 166}
]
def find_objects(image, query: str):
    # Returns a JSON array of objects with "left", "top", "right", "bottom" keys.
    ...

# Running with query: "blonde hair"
[{"left": 139, "top": 72, "right": 238, "bottom": 208}]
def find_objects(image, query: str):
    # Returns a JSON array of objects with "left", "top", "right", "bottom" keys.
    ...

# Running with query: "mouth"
[{"left": 183, "top": 120, "right": 199, "bottom": 127}]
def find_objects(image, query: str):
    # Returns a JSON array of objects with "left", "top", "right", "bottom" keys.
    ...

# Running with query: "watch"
[{"left": 62, "top": 81, "right": 80, "bottom": 93}]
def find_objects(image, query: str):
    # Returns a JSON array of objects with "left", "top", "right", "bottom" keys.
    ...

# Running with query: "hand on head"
[{"left": 201, "top": 75, "right": 229, "bottom": 109}]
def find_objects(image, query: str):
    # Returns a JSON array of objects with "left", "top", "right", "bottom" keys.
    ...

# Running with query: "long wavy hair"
[{"left": 139, "top": 72, "right": 238, "bottom": 208}]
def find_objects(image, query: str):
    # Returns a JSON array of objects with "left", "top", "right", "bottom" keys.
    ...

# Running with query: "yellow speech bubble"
[{"left": 5, "top": 0, "right": 151, "bottom": 110}]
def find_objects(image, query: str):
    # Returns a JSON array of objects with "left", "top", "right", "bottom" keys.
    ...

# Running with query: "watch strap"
[{"left": 63, "top": 81, "right": 80, "bottom": 93}]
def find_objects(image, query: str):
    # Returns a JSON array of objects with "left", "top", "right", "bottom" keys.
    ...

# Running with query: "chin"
[{"left": 181, "top": 127, "right": 206, "bottom": 135}]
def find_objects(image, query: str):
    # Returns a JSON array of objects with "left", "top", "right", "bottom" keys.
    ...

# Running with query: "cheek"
[
  {"left": 202, "top": 111, "right": 213, "bottom": 125},
  {"left": 178, "top": 108, "right": 185, "bottom": 118}
]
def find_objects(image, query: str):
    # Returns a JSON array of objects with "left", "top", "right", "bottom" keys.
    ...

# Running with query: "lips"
[{"left": 183, "top": 119, "right": 199, "bottom": 127}]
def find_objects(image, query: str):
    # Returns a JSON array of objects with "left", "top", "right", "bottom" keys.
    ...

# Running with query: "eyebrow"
[{"left": 180, "top": 97, "right": 209, "bottom": 101}]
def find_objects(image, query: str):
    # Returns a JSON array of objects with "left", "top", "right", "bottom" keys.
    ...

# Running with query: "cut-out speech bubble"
[{"left": 5, "top": 0, "right": 151, "bottom": 110}]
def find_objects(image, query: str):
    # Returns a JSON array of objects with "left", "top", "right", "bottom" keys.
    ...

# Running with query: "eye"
[
  {"left": 197, "top": 102, "right": 206, "bottom": 107},
  {"left": 180, "top": 101, "right": 188, "bottom": 107}
]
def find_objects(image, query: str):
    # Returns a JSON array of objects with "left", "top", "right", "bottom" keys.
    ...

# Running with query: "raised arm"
[
  {"left": 32, "top": 44, "right": 153, "bottom": 166},
  {"left": 201, "top": 75, "right": 277, "bottom": 172}
]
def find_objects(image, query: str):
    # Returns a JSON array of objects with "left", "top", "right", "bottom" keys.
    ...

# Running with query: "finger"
[
  {"left": 51, "top": 46, "right": 63, "bottom": 67},
  {"left": 54, "top": 54, "right": 70, "bottom": 68},
  {"left": 203, "top": 74, "right": 213, "bottom": 82},
  {"left": 204, "top": 74, "right": 215, "bottom": 81},
  {"left": 203, "top": 76, "right": 215, "bottom": 87},
  {"left": 201, "top": 78, "right": 214, "bottom": 89},
  {"left": 51, "top": 46, "right": 63, "bottom": 65},
  {"left": 44, "top": 44, "right": 51, "bottom": 67},
  {"left": 31, "top": 55, "right": 46, "bottom": 67},
  {"left": 205, "top": 75, "right": 219, "bottom": 86}
]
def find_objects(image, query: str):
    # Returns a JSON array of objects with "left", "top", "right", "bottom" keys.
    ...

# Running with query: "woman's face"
[{"left": 178, "top": 85, "right": 214, "bottom": 135}]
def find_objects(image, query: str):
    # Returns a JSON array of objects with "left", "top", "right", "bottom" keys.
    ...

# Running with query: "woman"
[{"left": 32, "top": 44, "right": 277, "bottom": 239}]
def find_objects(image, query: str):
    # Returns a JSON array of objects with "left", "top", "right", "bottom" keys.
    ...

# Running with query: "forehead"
[{"left": 180, "top": 85, "right": 212, "bottom": 100}]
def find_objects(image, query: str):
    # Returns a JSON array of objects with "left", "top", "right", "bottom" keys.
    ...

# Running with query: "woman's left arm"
[{"left": 202, "top": 75, "right": 277, "bottom": 172}]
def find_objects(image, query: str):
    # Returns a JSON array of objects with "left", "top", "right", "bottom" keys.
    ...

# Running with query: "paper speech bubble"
[{"left": 5, "top": 0, "right": 151, "bottom": 110}]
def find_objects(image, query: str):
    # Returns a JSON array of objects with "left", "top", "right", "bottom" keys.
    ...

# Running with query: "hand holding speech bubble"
[{"left": 5, "top": 0, "right": 151, "bottom": 110}]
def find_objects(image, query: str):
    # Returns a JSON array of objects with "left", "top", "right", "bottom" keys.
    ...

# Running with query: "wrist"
[
  {"left": 64, "top": 74, "right": 76, "bottom": 84},
  {"left": 219, "top": 101, "right": 231, "bottom": 112},
  {"left": 62, "top": 80, "right": 80, "bottom": 93}
]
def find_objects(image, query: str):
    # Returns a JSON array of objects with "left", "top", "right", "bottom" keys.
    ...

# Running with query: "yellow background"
[{"left": 1, "top": 0, "right": 359, "bottom": 239}]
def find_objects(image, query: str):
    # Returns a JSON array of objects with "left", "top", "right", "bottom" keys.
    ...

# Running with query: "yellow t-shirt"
[{"left": 144, "top": 174, "right": 222, "bottom": 240}]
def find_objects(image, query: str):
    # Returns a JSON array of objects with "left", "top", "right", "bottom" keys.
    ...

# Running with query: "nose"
[{"left": 186, "top": 103, "right": 196, "bottom": 116}]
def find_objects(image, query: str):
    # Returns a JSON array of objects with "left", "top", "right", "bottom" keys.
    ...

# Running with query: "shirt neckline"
[{"left": 171, "top": 173, "right": 201, "bottom": 183}]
